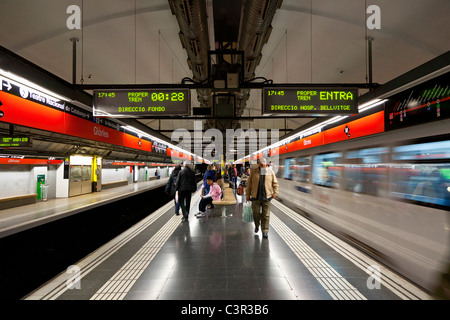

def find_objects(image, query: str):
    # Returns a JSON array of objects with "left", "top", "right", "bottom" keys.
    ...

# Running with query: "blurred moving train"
[{"left": 266, "top": 70, "right": 450, "bottom": 297}]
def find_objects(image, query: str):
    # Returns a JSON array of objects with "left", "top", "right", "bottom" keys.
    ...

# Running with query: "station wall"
[{"left": 0, "top": 165, "right": 33, "bottom": 198}]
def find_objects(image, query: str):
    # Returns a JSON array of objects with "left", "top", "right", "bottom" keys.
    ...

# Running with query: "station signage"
[
  {"left": 0, "top": 155, "right": 63, "bottom": 165},
  {"left": 0, "top": 76, "right": 92, "bottom": 121},
  {"left": 93, "top": 89, "right": 191, "bottom": 117},
  {"left": 262, "top": 87, "right": 358, "bottom": 115},
  {"left": 0, "top": 74, "right": 129, "bottom": 135}
]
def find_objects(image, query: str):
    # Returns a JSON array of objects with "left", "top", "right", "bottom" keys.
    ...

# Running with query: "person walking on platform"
[
  {"left": 165, "top": 165, "right": 182, "bottom": 216},
  {"left": 175, "top": 161, "right": 197, "bottom": 221},
  {"left": 246, "top": 157, "right": 278, "bottom": 238},
  {"left": 228, "top": 164, "right": 237, "bottom": 188},
  {"left": 196, "top": 177, "right": 222, "bottom": 218}
]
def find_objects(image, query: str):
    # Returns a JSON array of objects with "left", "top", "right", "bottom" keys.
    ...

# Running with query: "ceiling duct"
[
  {"left": 169, "top": 0, "right": 212, "bottom": 108},
  {"left": 237, "top": 0, "right": 282, "bottom": 116}
]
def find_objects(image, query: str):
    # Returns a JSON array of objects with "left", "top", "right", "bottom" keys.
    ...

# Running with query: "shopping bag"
[{"left": 242, "top": 201, "right": 253, "bottom": 223}]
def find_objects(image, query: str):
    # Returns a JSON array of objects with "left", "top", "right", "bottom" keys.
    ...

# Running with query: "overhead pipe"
[
  {"left": 237, "top": 0, "right": 282, "bottom": 116},
  {"left": 169, "top": 0, "right": 212, "bottom": 108}
]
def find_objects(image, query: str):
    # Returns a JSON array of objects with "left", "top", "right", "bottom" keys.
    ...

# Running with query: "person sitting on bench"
[
  {"left": 196, "top": 177, "right": 222, "bottom": 218},
  {"left": 215, "top": 172, "right": 224, "bottom": 199}
]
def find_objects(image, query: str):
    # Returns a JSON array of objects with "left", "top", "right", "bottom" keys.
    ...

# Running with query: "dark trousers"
[
  {"left": 251, "top": 200, "right": 271, "bottom": 234},
  {"left": 230, "top": 176, "right": 237, "bottom": 188},
  {"left": 199, "top": 197, "right": 213, "bottom": 212},
  {"left": 174, "top": 198, "right": 180, "bottom": 215},
  {"left": 178, "top": 190, "right": 192, "bottom": 218}
]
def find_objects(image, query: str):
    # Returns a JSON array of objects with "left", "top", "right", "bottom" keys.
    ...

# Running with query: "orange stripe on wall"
[
  {"left": 0, "top": 91, "right": 152, "bottom": 152},
  {"left": 269, "top": 111, "right": 384, "bottom": 156},
  {"left": 0, "top": 158, "right": 63, "bottom": 165},
  {"left": 323, "top": 111, "right": 384, "bottom": 144}
]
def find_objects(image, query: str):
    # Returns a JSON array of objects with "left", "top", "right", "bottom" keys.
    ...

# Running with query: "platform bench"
[
  {"left": 101, "top": 180, "right": 128, "bottom": 190},
  {"left": 148, "top": 176, "right": 158, "bottom": 181},
  {"left": 0, "top": 194, "right": 37, "bottom": 210},
  {"left": 212, "top": 186, "right": 237, "bottom": 217}
]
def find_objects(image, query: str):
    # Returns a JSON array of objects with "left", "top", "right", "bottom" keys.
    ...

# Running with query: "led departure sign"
[
  {"left": 262, "top": 87, "right": 358, "bottom": 115},
  {"left": 93, "top": 89, "right": 190, "bottom": 117},
  {"left": 0, "top": 136, "right": 32, "bottom": 148}
]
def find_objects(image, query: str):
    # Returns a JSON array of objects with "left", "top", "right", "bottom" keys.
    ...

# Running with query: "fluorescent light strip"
[
  {"left": 0, "top": 69, "right": 68, "bottom": 102},
  {"left": 358, "top": 99, "right": 387, "bottom": 112},
  {"left": 93, "top": 109, "right": 115, "bottom": 117}
]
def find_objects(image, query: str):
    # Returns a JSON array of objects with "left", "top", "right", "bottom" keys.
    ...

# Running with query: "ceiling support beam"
[{"left": 74, "top": 82, "right": 378, "bottom": 90}]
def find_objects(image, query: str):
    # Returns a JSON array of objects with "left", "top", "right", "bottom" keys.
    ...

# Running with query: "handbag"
[
  {"left": 237, "top": 184, "right": 244, "bottom": 196},
  {"left": 242, "top": 201, "right": 253, "bottom": 223}
]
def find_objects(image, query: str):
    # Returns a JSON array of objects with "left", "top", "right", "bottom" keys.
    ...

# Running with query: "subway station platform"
[
  {"left": 24, "top": 188, "right": 431, "bottom": 301},
  {"left": 0, "top": 178, "right": 169, "bottom": 239}
]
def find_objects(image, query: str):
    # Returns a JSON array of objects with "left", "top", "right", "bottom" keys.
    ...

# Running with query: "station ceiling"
[{"left": 0, "top": 0, "right": 449, "bottom": 161}]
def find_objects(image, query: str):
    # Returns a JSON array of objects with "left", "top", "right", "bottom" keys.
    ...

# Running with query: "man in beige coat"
[{"left": 245, "top": 157, "right": 278, "bottom": 238}]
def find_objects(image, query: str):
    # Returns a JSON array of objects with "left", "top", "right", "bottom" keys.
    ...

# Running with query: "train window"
[
  {"left": 313, "top": 153, "right": 343, "bottom": 188},
  {"left": 283, "top": 158, "right": 296, "bottom": 180},
  {"left": 390, "top": 163, "right": 450, "bottom": 208},
  {"left": 392, "top": 140, "right": 450, "bottom": 161},
  {"left": 390, "top": 140, "right": 450, "bottom": 208},
  {"left": 296, "top": 156, "right": 311, "bottom": 182},
  {"left": 343, "top": 147, "right": 389, "bottom": 196}
]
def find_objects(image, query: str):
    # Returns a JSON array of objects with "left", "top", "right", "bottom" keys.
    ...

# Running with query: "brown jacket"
[{"left": 246, "top": 166, "right": 279, "bottom": 200}]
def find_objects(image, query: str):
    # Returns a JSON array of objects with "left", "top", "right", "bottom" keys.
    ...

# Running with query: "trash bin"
[{"left": 41, "top": 184, "right": 49, "bottom": 202}]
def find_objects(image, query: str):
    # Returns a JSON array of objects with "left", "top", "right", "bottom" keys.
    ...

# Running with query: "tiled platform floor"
[{"left": 26, "top": 189, "right": 430, "bottom": 301}]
